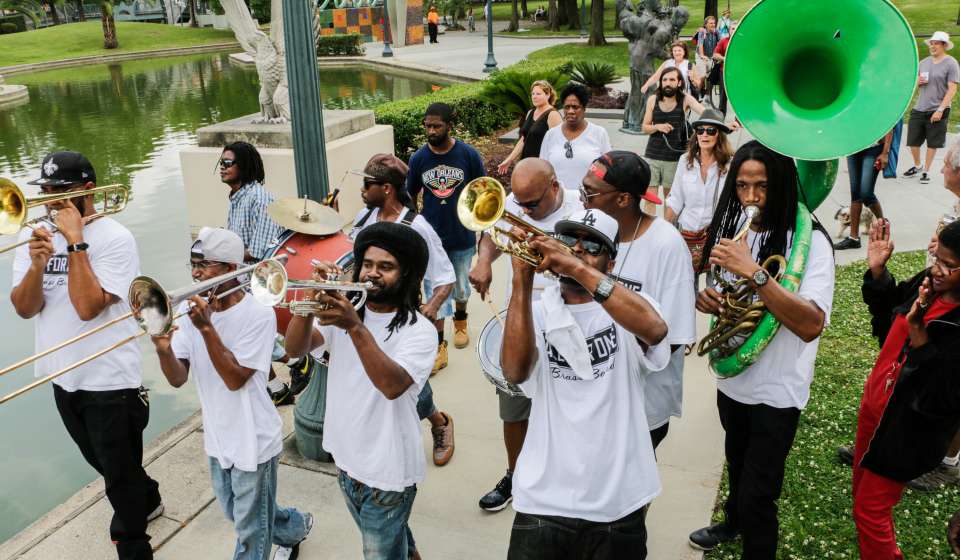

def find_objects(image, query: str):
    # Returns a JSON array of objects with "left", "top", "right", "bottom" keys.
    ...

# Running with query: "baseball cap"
[
  {"left": 28, "top": 151, "right": 97, "bottom": 187},
  {"left": 554, "top": 209, "right": 619, "bottom": 257},
  {"left": 587, "top": 151, "right": 660, "bottom": 204},
  {"left": 190, "top": 227, "right": 245, "bottom": 265}
]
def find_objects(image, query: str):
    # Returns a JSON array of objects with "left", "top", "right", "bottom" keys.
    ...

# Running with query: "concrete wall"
[{"left": 179, "top": 124, "right": 393, "bottom": 236}]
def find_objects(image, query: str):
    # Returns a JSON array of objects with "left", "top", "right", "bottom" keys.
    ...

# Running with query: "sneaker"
[
  {"left": 431, "top": 412, "right": 455, "bottom": 466},
  {"left": 432, "top": 341, "right": 448, "bottom": 376},
  {"left": 908, "top": 463, "right": 960, "bottom": 492},
  {"left": 146, "top": 502, "right": 164, "bottom": 522},
  {"left": 479, "top": 473, "right": 513, "bottom": 512},
  {"left": 688, "top": 523, "right": 739, "bottom": 551},
  {"left": 273, "top": 512, "right": 313, "bottom": 560},
  {"left": 288, "top": 354, "right": 315, "bottom": 396},
  {"left": 903, "top": 166, "right": 919, "bottom": 178},
  {"left": 920, "top": 172, "right": 931, "bottom": 184},
  {"left": 268, "top": 381, "right": 295, "bottom": 407},
  {"left": 834, "top": 237, "right": 862, "bottom": 250},
  {"left": 453, "top": 319, "right": 469, "bottom": 349},
  {"left": 837, "top": 445, "right": 854, "bottom": 467}
]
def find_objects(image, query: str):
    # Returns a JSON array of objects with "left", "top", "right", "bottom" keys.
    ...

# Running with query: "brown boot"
[
  {"left": 431, "top": 412, "right": 455, "bottom": 466},
  {"left": 453, "top": 319, "right": 469, "bottom": 348},
  {"left": 431, "top": 340, "right": 448, "bottom": 376}
]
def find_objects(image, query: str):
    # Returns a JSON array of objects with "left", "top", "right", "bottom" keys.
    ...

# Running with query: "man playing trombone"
[
  {"left": 149, "top": 228, "right": 312, "bottom": 560},
  {"left": 10, "top": 151, "right": 161, "bottom": 560}
]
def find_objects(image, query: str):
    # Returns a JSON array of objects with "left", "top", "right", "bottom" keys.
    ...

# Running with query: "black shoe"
[
  {"left": 288, "top": 355, "right": 315, "bottom": 396},
  {"left": 920, "top": 172, "right": 931, "bottom": 184},
  {"left": 268, "top": 382, "right": 295, "bottom": 406},
  {"left": 837, "top": 445, "right": 854, "bottom": 466},
  {"left": 834, "top": 237, "right": 862, "bottom": 250},
  {"left": 479, "top": 473, "right": 513, "bottom": 512},
  {"left": 903, "top": 166, "right": 919, "bottom": 178},
  {"left": 688, "top": 523, "right": 738, "bottom": 551}
]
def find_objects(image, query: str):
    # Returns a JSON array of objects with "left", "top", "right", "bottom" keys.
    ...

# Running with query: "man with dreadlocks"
[
  {"left": 284, "top": 222, "right": 437, "bottom": 560},
  {"left": 688, "top": 140, "right": 835, "bottom": 557}
]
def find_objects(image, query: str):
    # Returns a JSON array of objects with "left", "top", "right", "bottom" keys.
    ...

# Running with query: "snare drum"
[
  {"left": 477, "top": 310, "right": 527, "bottom": 398},
  {"left": 265, "top": 229, "right": 354, "bottom": 334}
]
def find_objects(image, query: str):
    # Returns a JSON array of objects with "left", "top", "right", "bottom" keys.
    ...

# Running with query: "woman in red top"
[{"left": 854, "top": 219, "right": 960, "bottom": 559}]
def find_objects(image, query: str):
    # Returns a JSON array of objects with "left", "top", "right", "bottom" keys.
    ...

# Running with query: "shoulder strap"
[
  {"left": 400, "top": 208, "right": 417, "bottom": 226},
  {"left": 353, "top": 208, "right": 375, "bottom": 231}
]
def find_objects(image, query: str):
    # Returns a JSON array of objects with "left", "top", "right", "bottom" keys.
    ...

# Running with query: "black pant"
[
  {"left": 428, "top": 23, "right": 438, "bottom": 43},
  {"left": 717, "top": 390, "right": 800, "bottom": 560},
  {"left": 54, "top": 385, "right": 161, "bottom": 560},
  {"left": 507, "top": 507, "right": 647, "bottom": 559},
  {"left": 717, "top": 70, "right": 728, "bottom": 116},
  {"left": 650, "top": 421, "right": 669, "bottom": 451}
]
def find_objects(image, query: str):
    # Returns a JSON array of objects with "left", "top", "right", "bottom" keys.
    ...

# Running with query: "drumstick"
[{"left": 485, "top": 296, "right": 505, "bottom": 331}]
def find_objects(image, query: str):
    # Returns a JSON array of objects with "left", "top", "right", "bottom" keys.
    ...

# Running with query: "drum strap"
[{"left": 353, "top": 208, "right": 418, "bottom": 232}]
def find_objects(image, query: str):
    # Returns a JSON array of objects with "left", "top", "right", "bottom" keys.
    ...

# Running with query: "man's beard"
[
  {"left": 364, "top": 279, "right": 403, "bottom": 305},
  {"left": 559, "top": 274, "right": 589, "bottom": 292},
  {"left": 427, "top": 133, "right": 448, "bottom": 147},
  {"left": 661, "top": 86, "right": 678, "bottom": 98}
]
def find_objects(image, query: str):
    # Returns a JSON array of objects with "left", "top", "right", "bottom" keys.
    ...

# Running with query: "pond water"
[{"left": 0, "top": 52, "right": 446, "bottom": 543}]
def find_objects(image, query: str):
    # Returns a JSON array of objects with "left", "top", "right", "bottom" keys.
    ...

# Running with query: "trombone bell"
[{"left": 0, "top": 178, "right": 26, "bottom": 236}]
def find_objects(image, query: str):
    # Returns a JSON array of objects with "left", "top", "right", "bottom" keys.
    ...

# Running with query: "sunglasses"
[
  {"left": 218, "top": 158, "right": 237, "bottom": 169},
  {"left": 578, "top": 185, "right": 614, "bottom": 202},
  {"left": 931, "top": 255, "right": 960, "bottom": 275},
  {"left": 362, "top": 178, "right": 385, "bottom": 189},
  {"left": 515, "top": 187, "right": 550, "bottom": 210},
  {"left": 556, "top": 233, "right": 606, "bottom": 256},
  {"left": 695, "top": 126, "right": 719, "bottom": 136},
  {"left": 190, "top": 260, "right": 226, "bottom": 271},
  {"left": 564, "top": 141, "right": 573, "bottom": 159}
]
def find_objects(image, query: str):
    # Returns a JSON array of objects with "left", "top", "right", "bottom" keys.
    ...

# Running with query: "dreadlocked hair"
[
  {"left": 351, "top": 256, "right": 422, "bottom": 338},
  {"left": 698, "top": 141, "right": 798, "bottom": 275}
]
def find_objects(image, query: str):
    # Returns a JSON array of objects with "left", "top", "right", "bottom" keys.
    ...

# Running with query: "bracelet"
[{"left": 66, "top": 242, "right": 89, "bottom": 253}]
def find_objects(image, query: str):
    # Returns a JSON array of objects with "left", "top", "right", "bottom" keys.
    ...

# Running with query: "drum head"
[{"left": 477, "top": 310, "right": 526, "bottom": 398}]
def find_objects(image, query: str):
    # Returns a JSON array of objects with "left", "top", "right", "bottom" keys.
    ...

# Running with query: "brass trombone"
[
  {"left": 0, "top": 257, "right": 288, "bottom": 404},
  {"left": 456, "top": 176, "right": 572, "bottom": 267},
  {"left": 0, "top": 177, "right": 131, "bottom": 254}
]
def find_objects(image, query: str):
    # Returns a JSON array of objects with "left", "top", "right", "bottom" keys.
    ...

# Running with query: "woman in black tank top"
[{"left": 497, "top": 80, "right": 563, "bottom": 176}]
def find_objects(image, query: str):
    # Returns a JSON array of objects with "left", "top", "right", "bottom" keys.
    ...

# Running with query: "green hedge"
[
  {"left": 0, "top": 16, "right": 26, "bottom": 33},
  {"left": 316, "top": 34, "right": 364, "bottom": 57},
  {"left": 0, "top": 22, "right": 19, "bottom": 35}
]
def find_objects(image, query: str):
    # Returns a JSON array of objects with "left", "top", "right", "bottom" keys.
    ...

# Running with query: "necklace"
[{"left": 614, "top": 214, "right": 645, "bottom": 280}]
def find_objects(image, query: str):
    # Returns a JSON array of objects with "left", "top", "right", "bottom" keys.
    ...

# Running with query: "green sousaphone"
[{"left": 706, "top": 0, "right": 917, "bottom": 377}]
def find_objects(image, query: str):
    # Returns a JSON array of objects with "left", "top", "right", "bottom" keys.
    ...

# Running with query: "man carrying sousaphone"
[
  {"left": 688, "top": 141, "right": 836, "bottom": 556},
  {"left": 10, "top": 152, "right": 162, "bottom": 560},
  {"left": 500, "top": 208, "right": 669, "bottom": 558}
]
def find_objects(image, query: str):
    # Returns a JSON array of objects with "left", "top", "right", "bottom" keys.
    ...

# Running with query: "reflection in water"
[{"left": 0, "top": 53, "right": 444, "bottom": 543}]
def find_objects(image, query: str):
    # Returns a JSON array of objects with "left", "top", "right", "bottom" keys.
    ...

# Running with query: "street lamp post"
[
  {"left": 483, "top": 0, "right": 498, "bottom": 72},
  {"left": 381, "top": 0, "right": 394, "bottom": 57},
  {"left": 579, "top": 0, "right": 586, "bottom": 38}
]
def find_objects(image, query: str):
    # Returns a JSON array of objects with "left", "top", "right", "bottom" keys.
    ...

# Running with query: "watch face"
[{"left": 753, "top": 269, "right": 768, "bottom": 285}]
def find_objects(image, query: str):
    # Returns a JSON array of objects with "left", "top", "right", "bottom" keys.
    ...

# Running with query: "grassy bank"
[
  {"left": 0, "top": 22, "right": 237, "bottom": 68},
  {"left": 705, "top": 250, "right": 960, "bottom": 559}
]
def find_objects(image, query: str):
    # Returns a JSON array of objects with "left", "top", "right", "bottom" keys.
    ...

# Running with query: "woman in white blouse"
[
  {"left": 665, "top": 109, "right": 733, "bottom": 275},
  {"left": 539, "top": 83, "right": 612, "bottom": 190}
]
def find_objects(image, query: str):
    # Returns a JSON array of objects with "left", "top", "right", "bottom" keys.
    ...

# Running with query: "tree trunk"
[
  {"left": 189, "top": 0, "right": 198, "bottom": 27},
  {"left": 48, "top": 0, "right": 61, "bottom": 24},
  {"left": 75, "top": 0, "right": 85, "bottom": 21},
  {"left": 557, "top": 0, "right": 567, "bottom": 27},
  {"left": 507, "top": 0, "right": 519, "bottom": 32},
  {"left": 588, "top": 0, "right": 605, "bottom": 45},
  {"left": 101, "top": 6, "right": 118, "bottom": 49},
  {"left": 520, "top": 0, "right": 528, "bottom": 18},
  {"left": 563, "top": 0, "right": 579, "bottom": 31},
  {"left": 547, "top": 0, "right": 559, "bottom": 30},
  {"left": 704, "top": 0, "right": 718, "bottom": 20}
]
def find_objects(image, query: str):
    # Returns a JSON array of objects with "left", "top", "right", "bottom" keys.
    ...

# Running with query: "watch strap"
[
  {"left": 66, "top": 242, "right": 89, "bottom": 253},
  {"left": 593, "top": 276, "right": 615, "bottom": 303}
]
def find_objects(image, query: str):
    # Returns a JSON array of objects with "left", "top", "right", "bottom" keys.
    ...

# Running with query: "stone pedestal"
[
  {"left": 179, "top": 110, "right": 393, "bottom": 235},
  {"left": 0, "top": 75, "right": 29, "bottom": 110},
  {"left": 293, "top": 361, "right": 333, "bottom": 462}
]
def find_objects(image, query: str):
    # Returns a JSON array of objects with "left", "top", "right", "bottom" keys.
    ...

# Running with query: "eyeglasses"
[
  {"left": 564, "top": 141, "right": 573, "bottom": 159},
  {"left": 515, "top": 188, "right": 549, "bottom": 210},
  {"left": 218, "top": 158, "right": 237, "bottom": 169},
  {"left": 190, "top": 260, "right": 225, "bottom": 271},
  {"left": 556, "top": 233, "right": 606, "bottom": 256},
  {"left": 695, "top": 126, "right": 719, "bottom": 136},
  {"left": 931, "top": 255, "right": 960, "bottom": 275},
  {"left": 578, "top": 185, "right": 615, "bottom": 202}
]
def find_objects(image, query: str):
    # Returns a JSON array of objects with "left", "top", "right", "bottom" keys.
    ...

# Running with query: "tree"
[
  {"left": 520, "top": 0, "right": 527, "bottom": 19},
  {"left": 45, "top": 0, "right": 61, "bottom": 24},
  {"left": 561, "top": 0, "right": 578, "bottom": 31},
  {"left": 547, "top": 0, "right": 558, "bottom": 30},
  {"left": 100, "top": 1, "right": 117, "bottom": 49},
  {"left": 507, "top": 0, "right": 519, "bottom": 32},
  {"left": 188, "top": 0, "right": 197, "bottom": 27},
  {"left": 0, "top": 0, "right": 42, "bottom": 25},
  {"left": 704, "top": 0, "right": 718, "bottom": 20},
  {"left": 74, "top": 0, "right": 85, "bottom": 21},
  {"left": 587, "top": 0, "right": 605, "bottom": 46}
]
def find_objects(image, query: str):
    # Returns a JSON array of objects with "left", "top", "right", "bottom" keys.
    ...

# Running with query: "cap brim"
[
  {"left": 554, "top": 221, "right": 618, "bottom": 255},
  {"left": 27, "top": 178, "right": 74, "bottom": 187},
  {"left": 642, "top": 192, "right": 663, "bottom": 205}
]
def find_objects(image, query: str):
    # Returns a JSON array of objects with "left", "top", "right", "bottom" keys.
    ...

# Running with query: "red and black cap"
[{"left": 588, "top": 150, "right": 660, "bottom": 205}]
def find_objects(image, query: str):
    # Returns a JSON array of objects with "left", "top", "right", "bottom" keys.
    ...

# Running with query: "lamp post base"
[
  {"left": 483, "top": 53, "right": 498, "bottom": 73},
  {"left": 382, "top": 43, "right": 394, "bottom": 57}
]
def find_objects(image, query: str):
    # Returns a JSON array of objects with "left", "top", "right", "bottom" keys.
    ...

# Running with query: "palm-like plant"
[
  {"left": 0, "top": 0, "right": 43, "bottom": 25},
  {"left": 100, "top": 0, "right": 118, "bottom": 49},
  {"left": 481, "top": 64, "right": 572, "bottom": 122},
  {"left": 570, "top": 61, "right": 619, "bottom": 96}
]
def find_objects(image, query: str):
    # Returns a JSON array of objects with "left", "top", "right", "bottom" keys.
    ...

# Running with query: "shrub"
[
  {"left": 479, "top": 62, "right": 572, "bottom": 124},
  {"left": 570, "top": 61, "right": 619, "bottom": 96},
  {"left": 0, "top": 22, "right": 18, "bottom": 35},
  {"left": 316, "top": 33, "right": 364, "bottom": 57}
]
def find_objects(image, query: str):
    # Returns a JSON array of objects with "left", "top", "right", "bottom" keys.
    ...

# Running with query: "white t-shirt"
[
  {"left": 12, "top": 218, "right": 142, "bottom": 392},
  {"left": 314, "top": 310, "right": 437, "bottom": 492},
  {"left": 500, "top": 189, "right": 584, "bottom": 305},
  {"left": 350, "top": 207, "right": 456, "bottom": 287},
  {"left": 171, "top": 295, "right": 282, "bottom": 472},
  {"left": 716, "top": 228, "right": 835, "bottom": 410},
  {"left": 514, "top": 297, "right": 669, "bottom": 522},
  {"left": 539, "top": 122, "right": 612, "bottom": 190},
  {"left": 666, "top": 157, "right": 728, "bottom": 232},
  {"left": 612, "top": 217, "right": 697, "bottom": 428}
]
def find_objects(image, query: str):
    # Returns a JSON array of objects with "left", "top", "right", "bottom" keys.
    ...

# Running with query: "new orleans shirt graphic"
[
  {"left": 545, "top": 324, "right": 619, "bottom": 381},
  {"left": 420, "top": 165, "right": 466, "bottom": 201}
]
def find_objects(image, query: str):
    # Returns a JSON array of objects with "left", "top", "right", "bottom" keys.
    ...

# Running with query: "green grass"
[
  {"left": 481, "top": 0, "right": 957, "bottom": 37},
  {"left": 705, "top": 250, "right": 960, "bottom": 559},
  {"left": 0, "top": 21, "right": 238, "bottom": 68}
]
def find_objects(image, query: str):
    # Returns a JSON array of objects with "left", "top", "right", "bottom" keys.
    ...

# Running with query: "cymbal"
[{"left": 267, "top": 197, "right": 345, "bottom": 236}]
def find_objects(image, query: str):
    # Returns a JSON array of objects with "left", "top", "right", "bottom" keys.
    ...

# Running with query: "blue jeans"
[
  {"left": 338, "top": 470, "right": 418, "bottom": 560},
  {"left": 847, "top": 144, "right": 883, "bottom": 206},
  {"left": 417, "top": 380, "right": 437, "bottom": 421},
  {"left": 423, "top": 246, "right": 476, "bottom": 319},
  {"left": 209, "top": 456, "right": 309, "bottom": 560}
]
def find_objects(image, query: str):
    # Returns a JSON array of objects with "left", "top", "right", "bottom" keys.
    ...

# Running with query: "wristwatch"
[
  {"left": 66, "top": 242, "right": 89, "bottom": 253},
  {"left": 752, "top": 268, "right": 770, "bottom": 288},
  {"left": 593, "top": 276, "right": 616, "bottom": 303}
]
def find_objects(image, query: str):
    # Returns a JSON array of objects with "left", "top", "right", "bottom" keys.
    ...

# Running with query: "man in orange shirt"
[{"left": 427, "top": 5, "right": 440, "bottom": 44}]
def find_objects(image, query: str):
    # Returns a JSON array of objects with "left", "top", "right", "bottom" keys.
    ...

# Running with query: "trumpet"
[
  {"left": 273, "top": 278, "right": 374, "bottom": 316},
  {"left": 0, "top": 178, "right": 131, "bottom": 254},
  {"left": 0, "top": 257, "right": 287, "bottom": 404},
  {"left": 456, "top": 176, "right": 572, "bottom": 267}
]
